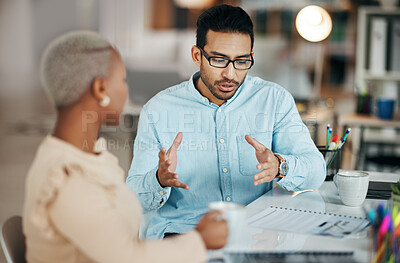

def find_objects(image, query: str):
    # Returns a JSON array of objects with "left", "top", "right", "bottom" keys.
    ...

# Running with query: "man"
[{"left": 127, "top": 4, "right": 325, "bottom": 239}]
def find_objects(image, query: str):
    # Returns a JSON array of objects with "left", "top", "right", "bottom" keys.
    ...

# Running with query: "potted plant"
[{"left": 391, "top": 180, "right": 400, "bottom": 208}]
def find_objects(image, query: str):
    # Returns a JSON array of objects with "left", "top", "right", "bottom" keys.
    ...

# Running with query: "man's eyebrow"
[{"left": 209, "top": 51, "right": 252, "bottom": 59}]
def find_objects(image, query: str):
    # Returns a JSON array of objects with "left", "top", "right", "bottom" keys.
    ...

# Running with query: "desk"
[
  {"left": 338, "top": 113, "right": 400, "bottom": 170},
  {"left": 209, "top": 171, "right": 400, "bottom": 262}
]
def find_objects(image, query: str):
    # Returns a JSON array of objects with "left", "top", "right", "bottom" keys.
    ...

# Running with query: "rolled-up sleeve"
[
  {"left": 126, "top": 107, "right": 171, "bottom": 213},
  {"left": 272, "top": 90, "right": 326, "bottom": 191}
]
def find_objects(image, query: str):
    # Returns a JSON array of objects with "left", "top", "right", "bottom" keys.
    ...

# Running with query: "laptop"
[{"left": 224, "top": 251, "right": 357, "bottom": 263}]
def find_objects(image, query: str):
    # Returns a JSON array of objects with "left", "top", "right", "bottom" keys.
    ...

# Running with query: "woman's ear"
[
  {"left": 191, "top": 45, "right": 201, "bottom": 67},
  {"left": 91, "top": 77, "right": 107, "bottom": 101}
]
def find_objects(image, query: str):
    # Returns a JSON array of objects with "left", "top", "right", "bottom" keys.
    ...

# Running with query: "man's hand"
[
  {"left": 245, "top": 135, "right": 279, "bottom": 186},
  {"left": 195, "top": 211, "right": 228, "bottom": 250},
  {"left": 156, "top": 132, "right": 189, "bottom": 189}
]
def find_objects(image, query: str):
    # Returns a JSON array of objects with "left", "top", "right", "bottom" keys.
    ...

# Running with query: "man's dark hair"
[{"left": 196, "top": 4, "right": 254, "bottom": 50}]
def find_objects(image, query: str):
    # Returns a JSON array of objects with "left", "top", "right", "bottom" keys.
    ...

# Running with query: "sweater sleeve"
[{"left": 49, "top": 174, "right": 207, "bottom": 263}]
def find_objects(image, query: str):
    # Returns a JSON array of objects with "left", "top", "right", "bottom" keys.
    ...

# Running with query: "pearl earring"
[{"left": 99, "top": 96, "right": 110, "bottom": 107}]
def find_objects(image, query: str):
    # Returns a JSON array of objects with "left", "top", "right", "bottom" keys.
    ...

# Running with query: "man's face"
[{"left": 195, "top": 30, "right": 253, "bottom": 104}]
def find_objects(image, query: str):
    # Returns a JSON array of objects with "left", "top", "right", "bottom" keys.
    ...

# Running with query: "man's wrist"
[{"left": 156, "top": 170, "right": 166, "bottom": 188}]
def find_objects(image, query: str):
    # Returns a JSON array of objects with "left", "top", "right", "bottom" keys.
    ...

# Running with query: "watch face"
[{"left": 280, "top": 162, "right": 289, "bottom": 175}]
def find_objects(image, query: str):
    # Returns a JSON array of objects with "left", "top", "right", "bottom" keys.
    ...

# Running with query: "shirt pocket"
[{"left": 236, "top": 132, "right": 273, "bottom": 176}]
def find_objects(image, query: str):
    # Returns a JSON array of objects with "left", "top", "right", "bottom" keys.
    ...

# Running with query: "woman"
[{"left": 22, "top": 31, "right": 227, "bottom": 263}]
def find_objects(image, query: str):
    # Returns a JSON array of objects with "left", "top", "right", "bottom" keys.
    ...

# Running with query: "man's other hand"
[
  {"left": 156, "top": 132, "right": 189, "bottom": 189},
  {"left": 245, "top": 135, "right": 279, "bottom": 186}
]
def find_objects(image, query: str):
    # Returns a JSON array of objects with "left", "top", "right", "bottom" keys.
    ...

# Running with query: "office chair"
[{"left": 0, "top": 215, "right": 26, "bottom": 263}]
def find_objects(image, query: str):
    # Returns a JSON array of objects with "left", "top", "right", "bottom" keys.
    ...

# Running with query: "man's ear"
[
  {"left": 191, "top": 45, "right": 201, "bottom": 67},
  {"left": 91, "top": 77, "right": 107, "bottom": 101}
]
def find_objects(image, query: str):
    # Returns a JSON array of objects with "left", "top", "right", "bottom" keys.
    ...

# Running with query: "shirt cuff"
[
  {"left": 145, "top": 166, "right": 171, "bottom": 205},
  {"left": 275, "top": 154, "right": 304, "bottom": 191}
]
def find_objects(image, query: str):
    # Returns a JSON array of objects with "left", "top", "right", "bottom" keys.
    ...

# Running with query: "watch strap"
[{"left": 274, "top": 154, "right": 286, "bottom": 178}]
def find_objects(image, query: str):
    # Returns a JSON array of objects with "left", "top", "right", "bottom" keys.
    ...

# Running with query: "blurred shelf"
[
  {"left": 364, "top": 71, "right": 400, "bottom": 81},
  {"left": 338, "top": 112, "right": 400, "bottom": 128}
]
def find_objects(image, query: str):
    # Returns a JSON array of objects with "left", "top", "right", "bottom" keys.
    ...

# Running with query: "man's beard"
[{"left": 200, "top": 74, "right": 242, "bottom": 101}]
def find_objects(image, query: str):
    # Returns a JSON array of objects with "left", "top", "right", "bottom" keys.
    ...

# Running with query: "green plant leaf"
[{"left": 392, "top": 183, "right": 400, "bottom": 195}]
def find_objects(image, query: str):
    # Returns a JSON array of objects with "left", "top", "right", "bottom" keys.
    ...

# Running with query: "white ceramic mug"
[
  {"left": 334, "top": 171, "right": 369, "bottom": 207},
  {"left": 208, "top": 201, "right": 246, "bottom": 248}
]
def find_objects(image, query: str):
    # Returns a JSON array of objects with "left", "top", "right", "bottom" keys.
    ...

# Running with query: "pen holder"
[{"left": 317, "top": 146, "right": 341, "bottom": 181}]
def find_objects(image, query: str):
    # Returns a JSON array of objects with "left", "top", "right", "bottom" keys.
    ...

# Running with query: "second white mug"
[
  {"left": 334, "top": 171, "right": 369, "bottom": 207},
  {"left": 208, "top": 201, "right": 246, "bottom": 248}
]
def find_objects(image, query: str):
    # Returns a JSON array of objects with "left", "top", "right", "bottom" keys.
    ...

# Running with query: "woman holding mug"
[{"left": 23, "top": 31, "right": 227, "bottom": 263}]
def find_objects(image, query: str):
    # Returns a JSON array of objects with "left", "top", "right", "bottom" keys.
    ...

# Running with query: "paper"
[{"left": 248, "top": 206, "right": 370, "bottom": 238}]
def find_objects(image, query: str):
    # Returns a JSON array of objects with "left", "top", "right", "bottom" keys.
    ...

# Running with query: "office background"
[{"left": 0, "top": 0, "right": 399, "bottom": 261}]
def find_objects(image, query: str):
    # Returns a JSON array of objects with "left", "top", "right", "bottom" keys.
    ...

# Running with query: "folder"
[
  {"left": 390, "top": 19, "right": 400, "bottom": 71},
  {"left": 369, "top": 17, "right": 388, "bottom": 75}
]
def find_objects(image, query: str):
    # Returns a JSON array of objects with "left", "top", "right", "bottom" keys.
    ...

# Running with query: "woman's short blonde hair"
[{"left": 40, "top": 30, "right": 113, "bottom": 107}]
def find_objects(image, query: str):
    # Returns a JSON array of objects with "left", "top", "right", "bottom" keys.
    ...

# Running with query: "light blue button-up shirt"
[{"left": 126, "top": 72, "right": 325, "bottom": 239}]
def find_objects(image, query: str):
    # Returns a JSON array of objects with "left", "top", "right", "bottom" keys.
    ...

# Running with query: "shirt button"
[
  {"left": 226, "top": 196, "right": 231, "bottom": 202},
  {"left": 202, "top": 98, "right": 206, "bottom": 102},
  {"left": 159, "top": 191, "right": 165, "bottom": 195},
  {"left": 218, "top": 108, "right": 221, "bottom": 112},
  {"left": 220, "top": 139, "right": 225, "bottom": 144},
  {"left": 223, "top": 168, "right": 228, "bottom": 173}
]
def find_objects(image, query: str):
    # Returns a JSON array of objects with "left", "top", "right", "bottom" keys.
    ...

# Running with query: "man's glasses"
[{"left": 198, "top": 46, "right": 254, "bottom": 70}]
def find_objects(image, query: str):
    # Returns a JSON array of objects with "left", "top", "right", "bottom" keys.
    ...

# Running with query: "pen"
[
  {"left": 338, "top": 128, "right": 351, "bottom": 150},
  {"left": 342, "top": 128, "right": 351, "bottom": 142},
  {"left": 325, "top": 124, "right": 331, "bottom": 149}
]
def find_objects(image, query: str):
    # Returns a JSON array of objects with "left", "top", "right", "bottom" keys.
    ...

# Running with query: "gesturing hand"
[
  {"left": 245, "top": 135, "right": 279, "bottom": 186},
  {"left": 156, "top": 132, "right": 189, "bottom": 189}
]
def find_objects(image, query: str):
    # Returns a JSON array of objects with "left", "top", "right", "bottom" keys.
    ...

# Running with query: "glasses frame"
[{"left": 198, "top": 46, "right": 254, "bottom": 70}]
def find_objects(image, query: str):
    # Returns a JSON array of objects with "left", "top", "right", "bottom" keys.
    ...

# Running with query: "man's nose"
[{"left": 221, "top": 61, "right": 235, "bottom": 79}]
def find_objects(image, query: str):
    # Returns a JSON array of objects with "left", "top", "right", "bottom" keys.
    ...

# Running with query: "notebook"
[
  {"left": 248, "top": 206, "right": 370, "bottom": 238},
  {"left": 367, "top": 181, "right": 392, "bottom": 200}
]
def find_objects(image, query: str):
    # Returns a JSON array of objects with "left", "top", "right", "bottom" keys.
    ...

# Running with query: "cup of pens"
[
  {"left": 318, "top": 126, "right": 351, "bottom": 181},
  {"left": 318, "top": 146, "right": 340, "bottom": 180}
]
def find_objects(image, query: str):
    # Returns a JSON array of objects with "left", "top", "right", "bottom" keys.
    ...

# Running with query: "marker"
[
  {"left": 368, "top": 209, "right": 377, "bottom": 225},
  {"left": 377, "top": 214, "right": 391, "bottom": 249},
  {"left": 325, "top": 134, "right": 339, "bottom": 163},
  {"left": 392, "top": 205, "right": 399, "bottom": 224},
  {"left": 394, "top": 212, "right": 400, "bottom": 227},
  {"left": 377, "top": 203, "right": 386, "bottom": 223},
  {"left": 328, "top": 134, "right": 339, "bottom": 150}
]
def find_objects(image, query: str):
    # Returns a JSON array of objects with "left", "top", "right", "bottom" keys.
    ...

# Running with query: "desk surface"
[
  {"left": 209, "top": 171, "right": 400, "bottom": 263},
  {"left": 339, "top": 113, "right": 400, "bottom": 128}
]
